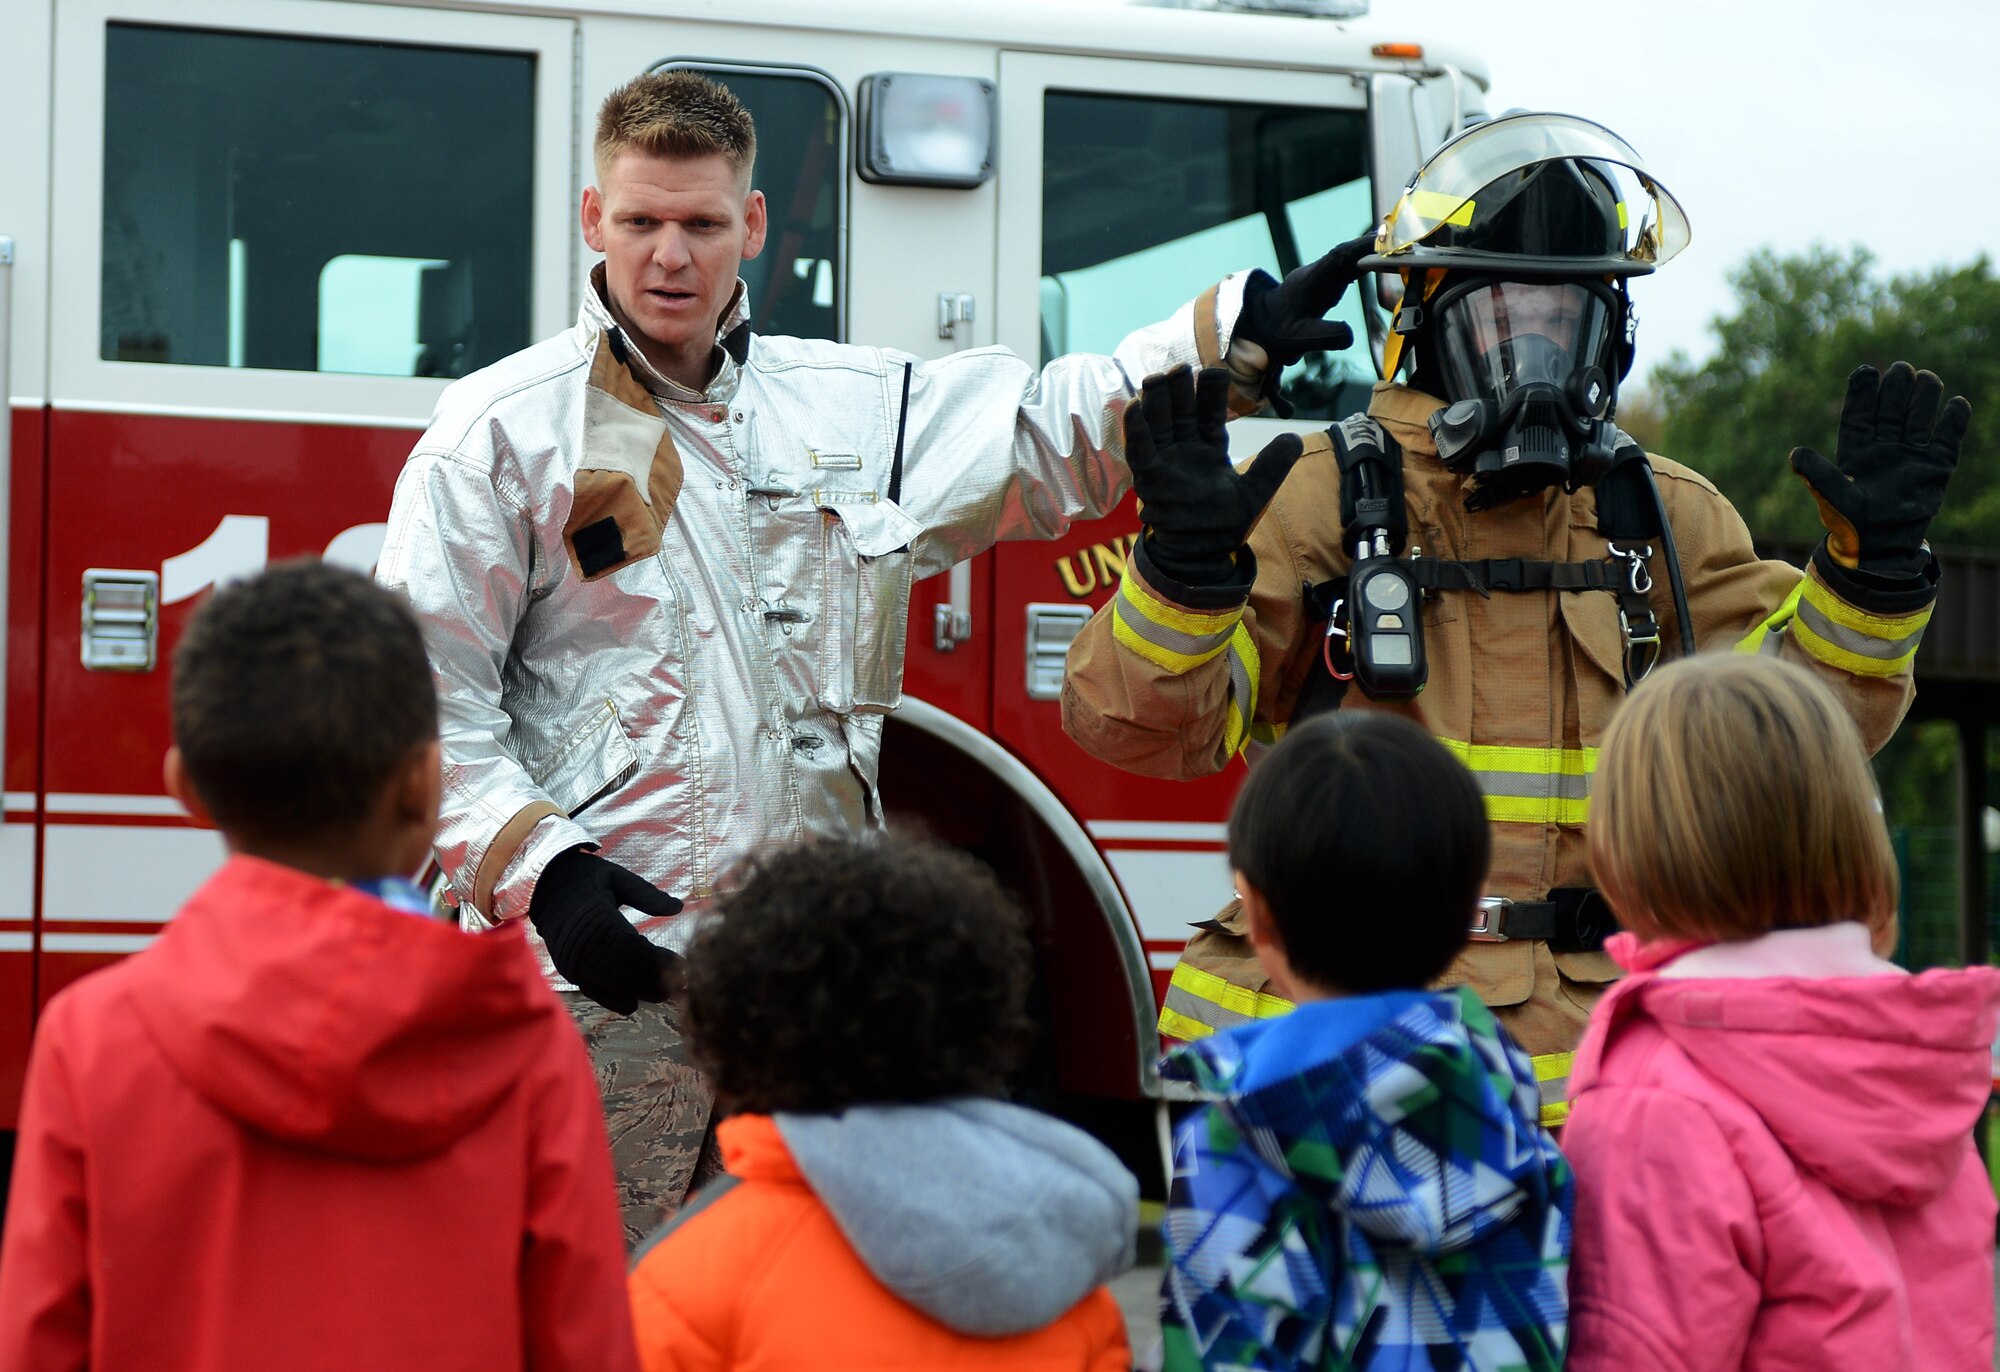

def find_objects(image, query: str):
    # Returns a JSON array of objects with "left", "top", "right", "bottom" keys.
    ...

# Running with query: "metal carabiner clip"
[
  {"left": 1322, "top": 597, "right": 1354, "bottom": 681},
  {"left": 1611, "top": 542, "right": 1654, "bottom": 596}
]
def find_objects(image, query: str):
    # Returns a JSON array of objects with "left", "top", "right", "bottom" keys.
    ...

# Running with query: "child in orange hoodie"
[{"left": 627, "top": 835, "right": 1136, "bottom": 1371}]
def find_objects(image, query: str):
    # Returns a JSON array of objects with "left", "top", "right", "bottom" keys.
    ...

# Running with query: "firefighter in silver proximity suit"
[{"left": 376, "top": 70, "right": 1355, "bottom": 1242}]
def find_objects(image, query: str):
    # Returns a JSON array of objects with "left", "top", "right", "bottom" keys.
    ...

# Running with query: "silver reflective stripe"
[
  {"left": 1112, "top": 591, "right": 1233, "bottom": 660},
  {"left": 1537, "top": 1073, "right": 1568, "bottom": 1111},
  {"left": 1471, "top": 769, "right": 1592, "bottom": 804},
  {"left": 1162, "top": 982, "right": 1253, "bottom": 1033},
  {"left": 1794, "top": 595, "right": 1925, "bottom": 661},
  {"left": 1225, "top": 637, "right": 1254, "bottom": 718}
]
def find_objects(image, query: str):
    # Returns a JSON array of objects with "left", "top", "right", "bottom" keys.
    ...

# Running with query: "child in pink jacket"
[{"left": 1565, "top": 653, "right": 1999, "bottom": 1371}]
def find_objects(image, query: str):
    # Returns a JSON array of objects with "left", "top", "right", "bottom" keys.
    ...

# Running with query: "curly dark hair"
[
  {"left": 685, "top": 836, "right": 1035, "bottom": 1115},
  {"left": 171, "top": 560, "right": 437, "bottom": 847}
]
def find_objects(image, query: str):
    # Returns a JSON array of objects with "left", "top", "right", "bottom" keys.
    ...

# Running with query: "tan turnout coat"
[{"left": 1063, "top": 382, "right": 1928, "bottom": 1120}]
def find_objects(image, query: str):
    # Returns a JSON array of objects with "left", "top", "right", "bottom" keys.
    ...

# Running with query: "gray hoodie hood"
[{"left": 776, "top": 1097, "right": 1139, "bottom": 1337}]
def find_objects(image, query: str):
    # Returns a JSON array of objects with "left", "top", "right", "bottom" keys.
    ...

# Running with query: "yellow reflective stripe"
[
  {"left": 1119, "top": 564, "right": 1244, "bottom": 638},
  {"left": 1534, "top": 1051, "right": 1575, "bottom": 1129},
  {"left": 1405, "top": 189, "right": 1476, "bottom": 227},
  {"left": 1735, "top": 577, "right": 1807, "bottom": 656},
  {"left": 1799, "top": 572, "right": 1932, "bottom": 641},
  {"left": 1220, "top": 624, "right": 1262, "bottom": 759},
  {"left": 1109, "top": 565, "right": 1244, "bottom": 676},
  {"left": 1485, "top": 795, "right": 1592, "bottom": 825},
  {"left": 1158, "top": 1005, "right": 1218, "bottom": 1042},
  {"left": 1434, "top": 738, "right": 1595, "bottom": 826},
  {"left": 1436, "top": 740, "right": 1596, "bottom": 777},
  {"left": 1166, "top": 960, "right": 1295, "bottom": 1023},
  {"left": 1790, "top": 574, "right": 1931, "bottom": 677}
]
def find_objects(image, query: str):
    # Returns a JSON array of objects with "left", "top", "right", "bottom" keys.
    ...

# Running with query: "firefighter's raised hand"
[
  {"left": 528, "top": 848, "right": 685, "bottom": 1015},
  {"left": 1127, "top": 366, "right": 1302, "bottom": 588},
  {"left": 1230, "top": 233, "right": 1370, "bottom": 417},
  {"left": 1790, "top": 361, "right": 1969, "bottom": 575}
]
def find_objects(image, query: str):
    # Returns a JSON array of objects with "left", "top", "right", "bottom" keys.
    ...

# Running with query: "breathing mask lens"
[{"left": 1427, "top": 280, "right": 1621, "bottom": 509}]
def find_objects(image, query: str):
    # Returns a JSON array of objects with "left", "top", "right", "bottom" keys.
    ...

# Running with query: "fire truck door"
[
  {"left": 989, "top": 51, "right": 1379, "bottom": 976},
  {"left": 32, "top": 0, "right": 573, "bottom": 1034}
]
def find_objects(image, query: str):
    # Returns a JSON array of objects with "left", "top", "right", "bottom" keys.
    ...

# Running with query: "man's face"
[{"left": 581, "top": 150, "right": 767, "bottom": 376}]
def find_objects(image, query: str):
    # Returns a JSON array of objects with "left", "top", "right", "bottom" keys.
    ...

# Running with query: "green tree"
[{"left": 1647, "top": 246, "right": 2000, "bottom": 551}]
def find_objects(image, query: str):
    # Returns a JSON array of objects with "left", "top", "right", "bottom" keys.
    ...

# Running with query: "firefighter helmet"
[
  {"left": 1362, "top": 111, "right": 1689, "bottom": 279},
  {"left": 1364, "top": 112, "right": 1689, "bottom": 384}
]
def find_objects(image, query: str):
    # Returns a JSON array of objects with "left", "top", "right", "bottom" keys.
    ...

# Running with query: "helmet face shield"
[
  {"left": 1433, "top": 280, "right": 1618, "bottom": 409},
  {"left": 1372, "top": 112, "right": 1690, "bottom": 276}
]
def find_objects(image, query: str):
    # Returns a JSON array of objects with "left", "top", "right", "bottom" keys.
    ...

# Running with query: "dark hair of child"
[
  {"left": 170, "top": 560, "right": 438, "bottom": 847},
  {"left": 1227, "top": 712, "right": 1490, "bottom": 992},
  {"left": 685, "top": 836, "right": 1036, "bottom": 1115}
]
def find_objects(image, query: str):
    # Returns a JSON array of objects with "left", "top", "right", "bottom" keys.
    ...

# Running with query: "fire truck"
[{"left": 0, "top": 0, "right": 1484, "bottom": 1166}]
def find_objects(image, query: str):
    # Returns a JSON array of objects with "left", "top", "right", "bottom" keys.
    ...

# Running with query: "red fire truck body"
[{"left": 0, "top": 0, "right": 1484, "bottom": 1132}]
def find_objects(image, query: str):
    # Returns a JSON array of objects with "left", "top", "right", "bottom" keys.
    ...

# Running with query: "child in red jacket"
[
  {"left": 0, "top": 562, "right": 639, "bottom": 1372},
  {"left": 1566, "top": 654, "right": 1999, "bottom": 1370},
  {"left": 627, "top": 835, "right": 1137, "bottom": 1371}
]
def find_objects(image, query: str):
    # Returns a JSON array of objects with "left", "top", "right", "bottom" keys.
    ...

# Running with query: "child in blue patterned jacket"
[{"left": 1158, "top": 712, "right": 1572, "bottom": 1372}]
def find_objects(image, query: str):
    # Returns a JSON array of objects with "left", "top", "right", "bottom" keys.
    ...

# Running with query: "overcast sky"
[{"left": 1367, "top": 0, "right": 1998, "bottom": 382}]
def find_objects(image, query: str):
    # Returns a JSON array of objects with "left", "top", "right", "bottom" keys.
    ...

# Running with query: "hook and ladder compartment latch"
[
  {"left": 1024, "top": 602, "right": 1093, "bottom": 700},
  {"left": 81, "top": 569, "right": 161, "bottom": 672}
]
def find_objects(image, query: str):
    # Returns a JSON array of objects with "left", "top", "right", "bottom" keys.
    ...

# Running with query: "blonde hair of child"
[{"left": 1588, "top": 653, "right": 1898, "bottom": 943}]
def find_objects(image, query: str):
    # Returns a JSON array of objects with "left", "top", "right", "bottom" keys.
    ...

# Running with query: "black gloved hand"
[
  {"left": 1230, "top": 233, "right": 1371, "bottom": 417},
  {"left": 1790, "top": 361, "right": 1969, "bottom": 575},
  {"left": 1127, "top": 366, "right": 1303, "bottom": 588},
  {"left": 528, "top": 848, "right": 684, "bottom": 1015}
]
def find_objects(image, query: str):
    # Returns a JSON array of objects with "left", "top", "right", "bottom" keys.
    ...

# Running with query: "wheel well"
[{"left": 880, "top": 702, "right": 1166, "bottom": 1195}]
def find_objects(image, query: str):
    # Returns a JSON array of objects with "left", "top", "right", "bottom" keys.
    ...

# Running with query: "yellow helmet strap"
[{"left": 1380, "top": 269, "right": 1449, "bottom": 380}]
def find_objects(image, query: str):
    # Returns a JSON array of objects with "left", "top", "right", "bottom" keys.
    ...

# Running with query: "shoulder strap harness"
[{"left": 1297, "top": 416, "right": 1678, "bottom": 722}]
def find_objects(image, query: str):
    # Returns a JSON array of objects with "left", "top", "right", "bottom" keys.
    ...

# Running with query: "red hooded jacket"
[{"left": 0, "top": 854, "right": 639, "bottom": 1372}]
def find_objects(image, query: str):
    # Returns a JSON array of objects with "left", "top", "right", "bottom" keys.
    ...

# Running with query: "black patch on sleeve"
[{"left": 573, "top": 517, "right": 627, "bottom": 578}]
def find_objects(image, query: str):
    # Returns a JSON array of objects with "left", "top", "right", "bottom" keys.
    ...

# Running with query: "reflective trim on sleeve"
[
  {"left": 1790, "top": 574, "right": 1931, "bottom": 677},
  {"left": 1435, "top": 739, "right": 1596, "bottom": 826},
  {"left": 1157, "top": 959, "right": 1295, "bottom": 1041},
  {"left": 1220, "top": 623, "right": 1262, "bottom": 760},
  {"left": 1109, "top": 564, "right": 1244, "bottom": 675},
  {"left": 1534, "top": 1051, "right": 1575, "bottom": 1129},
  {"left": 1734, "top": 576, "right": 1807, "bottom": 658}
]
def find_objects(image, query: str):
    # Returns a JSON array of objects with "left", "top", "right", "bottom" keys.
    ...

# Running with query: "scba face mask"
[{"left": 1426, "top": 277, "right": 1626, "bottom": 511}]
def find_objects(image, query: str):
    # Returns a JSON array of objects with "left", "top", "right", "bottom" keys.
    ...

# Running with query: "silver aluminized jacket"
[{"left": 378, "top": 270, "right": 1248, "bottom": 963}]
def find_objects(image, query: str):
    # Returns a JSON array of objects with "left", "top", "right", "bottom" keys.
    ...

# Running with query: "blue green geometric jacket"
[{"left": 1158, "top": 986, "right": 1572, "bottom": 1371}]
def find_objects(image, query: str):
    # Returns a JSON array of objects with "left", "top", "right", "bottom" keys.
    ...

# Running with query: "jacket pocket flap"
[
  {"left": 1551, "top": 948, "right": 1622, "bottom": 986},
  {"left": 1558, "top": 589, "right": 1632, "bottom": 687},
  {"left": 816, "top": 495, "right": 923, "bottom": 558},
  {"left": 530, "top": 700, "right": 639, "bottom": 818},
  {"left": 1434, "top": 940, "right": 1534, "bottom": 1007}
]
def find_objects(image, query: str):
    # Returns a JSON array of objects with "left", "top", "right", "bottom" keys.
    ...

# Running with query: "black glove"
[
  {"left": 1230, "top": 233, "right": 1371, "bottom": 417},
  {"left": 1127, "top": 367, "right": 1303, "bottom": 588},
  {"left": 1790, "top": 361, "right": 1969, "bottom": 575},
  {"left": 528, "top": 848, "right": 685, "bottom": 1015}
]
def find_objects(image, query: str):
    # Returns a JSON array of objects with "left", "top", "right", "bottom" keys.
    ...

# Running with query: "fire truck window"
[
  {"left": 1041, "top": 91, "right": 1376, "bottom": 420},
  {"left": 100, "top": 24, "right": 533, "bottom": 377},
  {"left": 662, "top": 65, "right": 844, "bottom": 342}
]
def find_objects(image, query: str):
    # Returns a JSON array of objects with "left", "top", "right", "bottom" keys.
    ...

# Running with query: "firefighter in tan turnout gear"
[{"left": 1062, "top": 113, "right": 1970, "bottom": 1126}]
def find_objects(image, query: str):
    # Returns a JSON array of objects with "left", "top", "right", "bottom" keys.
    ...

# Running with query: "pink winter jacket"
[{"left": 1565, "top": 928, "right": 2000, "bottom": 1371}]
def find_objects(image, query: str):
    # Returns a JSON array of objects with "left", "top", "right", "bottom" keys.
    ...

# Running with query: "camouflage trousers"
[{"left": 560, "top": 993, "right": 726, "bottom": 1247}]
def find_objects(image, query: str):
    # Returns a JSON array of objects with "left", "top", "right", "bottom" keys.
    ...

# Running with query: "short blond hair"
[
  {"left": 1588, "top": 653, "right": 1897, "bottom": 943},
  {"left": 595, "top": 70, "right": 756, "bottom": 184}
]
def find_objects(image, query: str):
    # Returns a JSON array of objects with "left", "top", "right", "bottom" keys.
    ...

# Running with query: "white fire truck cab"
[{"left": 0, "top": 0, "right": 1485, "bottom": 1172}]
